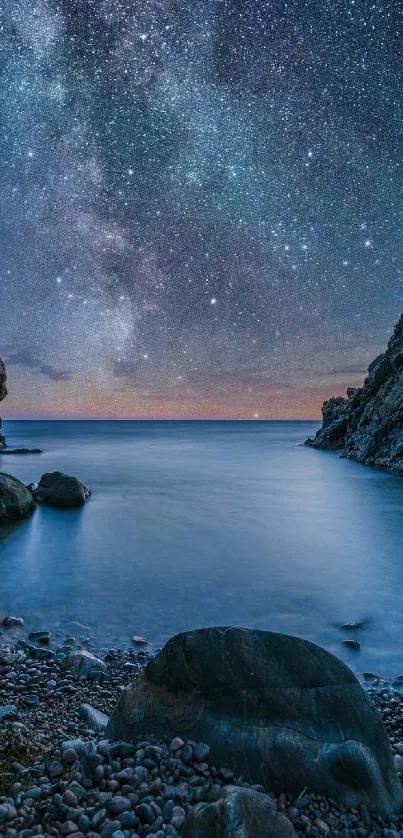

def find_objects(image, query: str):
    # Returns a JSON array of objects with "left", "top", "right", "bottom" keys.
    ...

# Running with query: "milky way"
[{"left": 0, "top": 0, "right": 402, "bottom": 417}]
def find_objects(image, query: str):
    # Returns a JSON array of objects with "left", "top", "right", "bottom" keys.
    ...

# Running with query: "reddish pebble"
[
  {"left": 315, "top": 819, "right": 330, "bottom": 834},
  {"left": 107, "top": 779, "right": 120, "bottom": 792}
]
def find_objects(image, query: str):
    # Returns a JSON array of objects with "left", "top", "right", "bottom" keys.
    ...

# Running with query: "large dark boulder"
[
  {"left": 30, "top": 471, "right": 90, "bottom": 508},
  {"left": 106, "top": 627, "right": 402, "bottom": 818},
  {"left": 0, "top": 472, "right": 36, "bottom": 521},
  {"left": 305, "top": 314, "right": 403, "bottom": 472},
  {"left": 181, "top": 785, "right": 296, "bottom": 838}
]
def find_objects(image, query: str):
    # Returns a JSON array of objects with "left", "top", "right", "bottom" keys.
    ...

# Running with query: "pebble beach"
[{"left": 1, "top": 626, "right": 403, "bottom": 837}]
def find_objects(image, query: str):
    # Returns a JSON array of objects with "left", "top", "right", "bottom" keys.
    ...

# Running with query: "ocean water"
[{"left": 1, "top": 419, "right": 403, "bottom": 682}]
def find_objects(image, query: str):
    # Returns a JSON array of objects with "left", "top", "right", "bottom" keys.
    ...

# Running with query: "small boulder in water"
[
  {"left": 28, "top": 630, "right": 51, "bottom": 645},
  {"left": 2, "top": 616, "right": 24, "bottom": 628},
  {"left": 30, "top": 471, "right": 91, "bottom": 508},
  {"left": 342, "top": 639, "right": 361, "bottom": 650},
  {"left": 339, "top": 621, "right": 366, "bottom": 631}
]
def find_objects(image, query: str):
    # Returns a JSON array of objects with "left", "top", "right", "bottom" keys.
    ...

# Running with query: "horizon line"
[{"left": 2, "top": 416, "right": 320, "bottom": 422}]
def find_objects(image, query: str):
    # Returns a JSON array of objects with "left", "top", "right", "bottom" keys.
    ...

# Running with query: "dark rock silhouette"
[
  {"left": 0, "top": 358, "right": 41, "bottom": 453},
  {"left": 106, "top": 626, "right": 402, "bottom": 818},
  {"left": 0, "top": 472, "right": 36, "bottom": 521},
  {"left": 0, "top": 357, "right": 7, "bottom": 448},
  {"left": 2, "top": 448, "right": 42, "bottom": 455},
  {"left": 29, "top": 471, "right": 91, "bottom": 508},
  {"left": 305, "top": 314, "right": 403, "bottom": 471}
]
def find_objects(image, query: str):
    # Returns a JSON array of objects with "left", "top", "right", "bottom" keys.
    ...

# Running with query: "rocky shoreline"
[
  {"left": 305, "top": 314, "right": 403, "bottom": 473},
  {"left": 1, "top": 626, "right": 403, "bottom": 837}
]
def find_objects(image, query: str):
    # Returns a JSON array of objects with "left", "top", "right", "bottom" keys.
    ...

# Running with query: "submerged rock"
[
  {"left": 1, "top": 447, "right": 42, "bottom": 454},
  {"left": 305, "top": 313, "right": 403, "bottom": 472},
  {"left": 30, "top": 471, "right": 91, "bottom": 508},
  {"left": 181, "top": 785, "right": 296, "bottom": 837},
  {"left": 107, "top": 626, "right": 402, "bottom": 818},
  {"left": 0, "top": 472, "right": 36, "bottom": 521},
  {"left": 339, "top": 621, "right": 366, "bottom": 631},
  {"left": 2, "top": 616, "right": 24, "bottom": 628},
  {"left": 342, "top": 639, "right": 361, "bottom": 650}
]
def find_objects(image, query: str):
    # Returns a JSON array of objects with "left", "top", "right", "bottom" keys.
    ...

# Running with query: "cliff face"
[
  {"left": 305, "top": 315, "right": 403, "bottom": 473},
  {"left": 0, "top": 357, "right": 7, "bottom": 447}
]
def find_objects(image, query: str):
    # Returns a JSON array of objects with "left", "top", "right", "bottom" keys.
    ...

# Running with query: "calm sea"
[{"left": 1, "top": 420, "right": 403, "bottom": 682}]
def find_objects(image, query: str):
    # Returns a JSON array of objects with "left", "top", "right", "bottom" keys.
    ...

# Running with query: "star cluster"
[{"left": 0, "top": 0, "right": 402, "bottom": 418}]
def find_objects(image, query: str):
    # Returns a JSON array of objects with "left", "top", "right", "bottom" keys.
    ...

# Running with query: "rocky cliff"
[
  {"left": 0, "top": 357, "right": 7, "bottom": 448},
  {"left": 305, "top": 314, "right": 403, "bottom": 472}
]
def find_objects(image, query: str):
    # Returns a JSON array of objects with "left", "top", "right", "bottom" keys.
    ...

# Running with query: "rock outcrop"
[
  {"left": 29, "top": 472, "right": 91, "bottom": 508},
  {"left": 0, "top": 472, "right": 36, "bottom": 521},
  {"left": 305, "top": 314, "right": 403, "bottom": 471},
  {"left": 106, "top": 627, "right": 402, "bottom": 818},
  {"left": 0, "top": 357, "right": 7, "bottom": 448}
]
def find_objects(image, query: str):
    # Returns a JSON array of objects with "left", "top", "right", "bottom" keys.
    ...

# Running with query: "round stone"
[{"left": 193, "top": 742, "right": 210, "bottom": 762}]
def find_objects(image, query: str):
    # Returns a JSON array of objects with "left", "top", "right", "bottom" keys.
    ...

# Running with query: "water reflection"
[{"left": 1, "top": 420, "right": 403, "bottom": 680}]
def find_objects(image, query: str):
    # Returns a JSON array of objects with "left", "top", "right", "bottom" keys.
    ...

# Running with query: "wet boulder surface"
[
  {"left": 29, "top": 471, "right": 90, "bottom": 508},
  {"left": 0, "top": 472, "right": 36, "bottom": 521},
  {"left": 107, "top": 626, "right": 403, "bottom": 818}
]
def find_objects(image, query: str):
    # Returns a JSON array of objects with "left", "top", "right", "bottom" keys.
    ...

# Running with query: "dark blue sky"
[{"left": 1, "top": 0, "right": 402, "bottom": 417}]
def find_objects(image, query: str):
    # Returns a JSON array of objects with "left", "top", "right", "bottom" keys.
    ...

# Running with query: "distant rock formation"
[
  {"left": 0, "top": 357, "right": 7, "bottom": 448},
  {"left": 305, "top": 314, "right": 403, "bottom": 472}
]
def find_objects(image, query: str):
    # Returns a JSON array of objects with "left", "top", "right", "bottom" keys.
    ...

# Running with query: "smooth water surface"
[{"left": 1, "top": 420, "right": 403, "bottom": 681}]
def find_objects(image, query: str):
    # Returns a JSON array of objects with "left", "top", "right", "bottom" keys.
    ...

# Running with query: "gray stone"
[
  {"left": 181, "top": 785, "right": 296, "bottom": 837},
  {"left": 107, "top": 626, "right": 402, "bottom": 818},
  {"left": 62, "top": 650, "right": 106, "bottom": 678},
  {"left": 79, "top": 703, "right": 109, "bottom": 731}
]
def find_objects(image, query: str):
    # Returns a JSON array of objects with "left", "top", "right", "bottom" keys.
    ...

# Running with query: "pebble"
[
  {"left": 193, "top": 742, "right": 210, "bottom": 761},
  {"left": 25, "top": 694, "right": 39, "bottom": 706},
  {"left": 79, "top": 703, "right": 109, "bottom": 732},
  {"left": 0, "top": 704, "right": 18, "bottom": 723},
  {"left": 169, "top": 737, "right": 184, "bottom": 752}
]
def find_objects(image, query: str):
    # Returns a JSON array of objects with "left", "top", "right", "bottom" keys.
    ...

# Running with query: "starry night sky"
[{"left": 0, "top": 0, "right": 402, "bottom": 418}]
